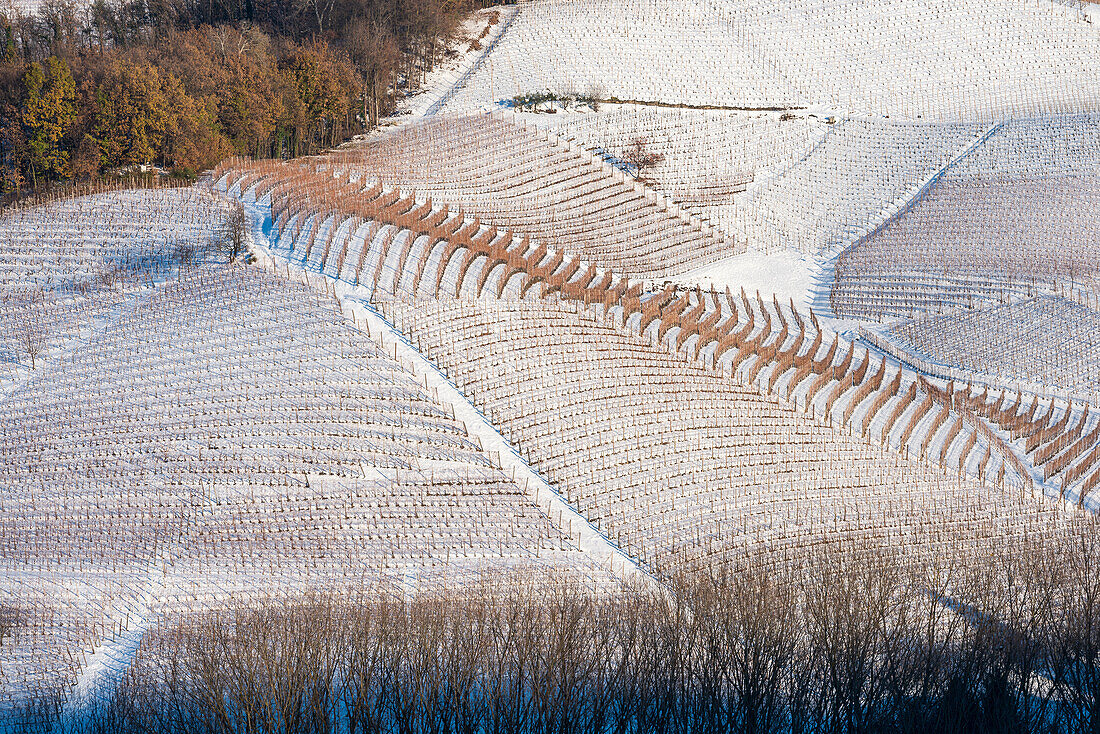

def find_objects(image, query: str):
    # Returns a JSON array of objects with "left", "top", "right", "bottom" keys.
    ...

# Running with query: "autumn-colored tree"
[
  {"left": 91, "top": 58, "right": 169, "bottom": 168},
  {"left": 153, "top": 26, "right": 298, "bottom": 158},
  {"left": 0, "top": 0, "right": 468, "bottom": 188},
  {"left": 159, "top": 71, "right": 234, "bottom": 174},
  {"left": 68, "top": 133, "right": 101, "bottom": 181},
  {"left": 0, "top": 109, "right": 27, "bottom": 192},
  {"left": 212, "top": 31, "right": 291, "bottom": 157},
  {"left": 21, "top": 55, "right": 76, "bottom": 185},
  {"left": 86, "top": 54, "right": 234, "bottom": 173}
]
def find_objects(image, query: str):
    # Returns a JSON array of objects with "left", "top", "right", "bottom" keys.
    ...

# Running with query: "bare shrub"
[
  {"left": 175, "top": 242, "right": 197, "bottom": 271},
  {"left": 582, "top": 83, "right": 605, "bottom": 111},
  {"left": 95, "top": 264, "right": 120, "bottom": 289},
  {"left": 0, "top": 604, "right": 22, "bottom": 646}
]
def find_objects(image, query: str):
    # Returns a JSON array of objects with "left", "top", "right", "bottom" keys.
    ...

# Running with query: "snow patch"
[{"left": 672, "top": 247, "right": 816, "bottom": 308}]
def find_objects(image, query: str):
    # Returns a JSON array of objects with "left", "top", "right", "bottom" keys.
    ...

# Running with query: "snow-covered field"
[
  {"left": 379, "top": 295, "right": 1064, "bottom": 578},
  {"left": 732, "top": 118, "right": 990, "bottom": 254},
  {"left": 220, "top": 155, "right": 1097, "bottom": 510},
  {"left": 326, "top": 113, "right": 736, "bottom": 279},
  {"left": 832, "top": 173, "right": 1100, "bottom": 318},
  {"left": 534, "top": 106, "right": 828, "bottom": 238},
  {"left": 439, "top": 0, "right": 1100, "bottom": 121},
  {"left": 944, "top": 113, "right": 1100, "bottom": 180},
  {"left": 0, "top": 188, "right": 234, "bottom": 401}
]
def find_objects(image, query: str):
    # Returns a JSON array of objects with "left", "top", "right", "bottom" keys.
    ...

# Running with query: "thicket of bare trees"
[{"left": 18, "top": 520, "right": 1097, "bottom": 734}]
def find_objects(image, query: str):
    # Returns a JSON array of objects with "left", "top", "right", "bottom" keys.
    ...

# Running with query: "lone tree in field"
[
  {"left": 18, "top": 311, "right": 45, "bottom": 369},
  {"left": 223, "top": 204, "right": 247, "bottom": 261},
  {"left": 623, "top": 136, "right": 665, "bottom": 184}
]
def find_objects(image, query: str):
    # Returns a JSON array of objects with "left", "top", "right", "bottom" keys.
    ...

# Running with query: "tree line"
[
  {"left": 0, "top": 0, "right": 488, "bottom": 192},
  {"left": 15, "top": 520, "right": 1100, "bottom": 734}
]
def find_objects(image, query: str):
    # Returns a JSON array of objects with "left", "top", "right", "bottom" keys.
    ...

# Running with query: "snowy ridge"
[{"left": 439, "top": 0, "right": 1100, "bottom": 121}]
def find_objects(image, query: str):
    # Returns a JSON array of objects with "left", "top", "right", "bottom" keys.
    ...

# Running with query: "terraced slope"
[
  {"left": 831, "top": 116, "right": 1100, "bottom": 318},
  {"left": 0, "top": 263, "right": 608, "bottom": 717},
  {"left": 323, "top": 114, "right": 737, "bottom": 278},
  {"left": 543, "top": 107, "right": 827, "bottom": 240},
  {"left": 832, "top": 174, "right": 1100, "bottom": 318},
  {"left": 222, "top": 156, "right": 1100, "bottom": 550},
  {"left": 378, "top": 296, "right": 1067, "bottom": 577},
  {"left": 735, "top": 119, "right": 985, "bottom": 253},
  {"left": 221, "top": 159, "right": 1069, "bottom": 496},
  {"left": 886, "top": 295, "right": 1100, "bottom": 398},
  {"left": 5, "top": 0, "right": 1100, "bottom": 727}
]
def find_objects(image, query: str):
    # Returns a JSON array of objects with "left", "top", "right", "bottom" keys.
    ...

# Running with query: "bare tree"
[
  {"left": 623, "top": 137, "right": 665, "bottom": 184},
  {"left": 222, "top": 203, "right": 248, "bottom": 262},
  {"left": 18, "top": 309, "right": 46, "bottom": 369},
  {"left": 295, "top": 0, "right": 337, "bottom": 35},
  {"left": 61, "top": 522, "right": 1100, "bottom": 734},
  {"left": 345, "top": 21, "right": 401, "bottom": 129},
  {"left": 0, "top": 605, "right": 21, "bottom": 648}
]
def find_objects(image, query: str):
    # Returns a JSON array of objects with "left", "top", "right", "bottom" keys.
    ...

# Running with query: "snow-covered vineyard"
[
  {"left": 3, "top": 0, "right": 1100, "bottom": 726},
  {"left": 438, "top": 0, "right": 1100, "bottom": 120},
  {"left": 326, "top": 114, "right": 735, "bottom": 278},
  {"left": 0, "top": 237, "right": 618, "bottom": 717}
]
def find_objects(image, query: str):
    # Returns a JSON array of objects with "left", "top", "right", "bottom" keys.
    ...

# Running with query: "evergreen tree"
[
  {"left": 282, "top": 40, "right": 357, "bottom": 153},
  {"left": 2, "top": 22, "right": 15, "bottom": 63},
  {"left": 20, "top": 56, "right": 76, "bottom": 185}
]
